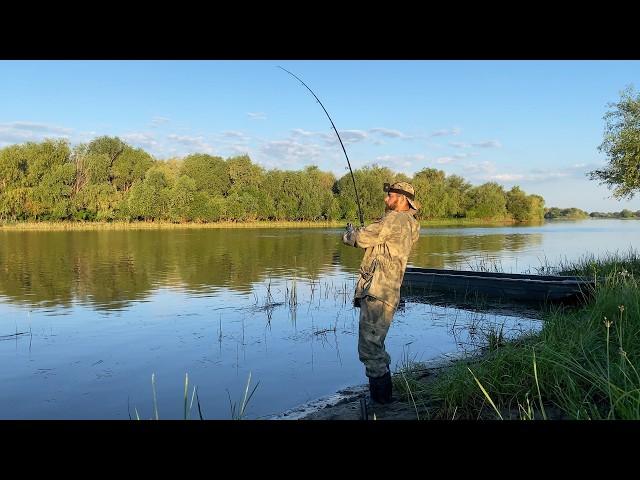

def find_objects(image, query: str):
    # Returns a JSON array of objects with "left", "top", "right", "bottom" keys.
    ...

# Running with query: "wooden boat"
[{"left": 401, "top": 267, "right": 595, "bottom": 304}]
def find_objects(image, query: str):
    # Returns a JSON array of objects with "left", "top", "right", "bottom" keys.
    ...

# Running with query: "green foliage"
[
  {"left": 506, "top": 186, "right": 529, "bottom": 221},
  {"left": 227, "top": 155, "right": 264, "bottom": 195},
  {"left": 413, "top": 168, "right": 447, "bottom": 219},
  {"left": 181, "top": 154, "right": 229, "bottom": 197},
  {"left": 335, "top": 165, "right": 399, "bottom": 221},
  {"left": 444, "top": 175, "right": 472, "bottom": 217},
  {"left": 544, "top": 207, "right": 589, "bottom": 219},
  {"left": 112, "top": 147, "right": 154, "bottom": 192},
  {"left": 464, "top": 182, "right": 508, "bottom": 219},
  {"left": 168, "top": 175, "right": 197, "bottom": 222},
  {"left": 527, "top": 194, "right": 545, "bottom": 221},
  {"left": 397, "top": 252, "right": 640, "bottom": 420},
  {"left": 127, "top": 168, "right": 170, "bottom": 220},
  {"left": 0, "top": 137, "right": 548, "bottom": 224},
  {"left": 589, "top": 85, "right": 640, "bottom": 199},
  {"left": 590, "top": 210, "right": 640, "bottom": 218},
  {"left": 0, "top": 188, "right": 28, "bottom": 220},
  {"left": 87, "top": 136, "right": 126, "bottom": 163},
  {"left": 0, "top": 145, "right": 28, "bottom": 191},
  {"left": 506, "top": 187, "right": 544, "bottom": 222}
]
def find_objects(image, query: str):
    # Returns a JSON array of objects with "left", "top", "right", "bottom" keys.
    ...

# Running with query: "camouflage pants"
[{"left": 358, "top": 295, "right": 396, "bottom": 378}]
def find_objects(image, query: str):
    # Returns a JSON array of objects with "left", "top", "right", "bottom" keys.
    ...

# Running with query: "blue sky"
[{"left": 1, "top": 60, "right": 639, "bottom": 212}]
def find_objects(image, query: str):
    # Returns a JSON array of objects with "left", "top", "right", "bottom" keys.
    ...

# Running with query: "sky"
[{"left": 1, "top": 59, "right": 639, "bottom": 212}]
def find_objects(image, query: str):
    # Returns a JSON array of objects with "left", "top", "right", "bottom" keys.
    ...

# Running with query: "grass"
[
  {"left": 419, "top": 218, "right": 523, "bottom": 227},
  {"left": 0, "top": 220, "right": 346, "bottom": 231},
  {"left": 0, "top": 217, "right": 544, "bottom": 231},
  {"left": 130, "top": 371, "right": 258, "bottom": 420},
  {"left": 393, "top": 250, "right": 640, "bottom": 420}
]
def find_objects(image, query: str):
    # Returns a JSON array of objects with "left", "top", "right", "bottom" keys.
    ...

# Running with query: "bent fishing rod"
[{"left": 278, "top": 66, "right": 365, "bottom": 228}]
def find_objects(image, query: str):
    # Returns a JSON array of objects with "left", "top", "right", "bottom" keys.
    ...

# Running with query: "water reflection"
[{"left": 0, "top": 227, "right": 546, "bottom": 310}]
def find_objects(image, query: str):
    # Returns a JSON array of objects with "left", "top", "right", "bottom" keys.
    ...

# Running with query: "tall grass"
[
  {"left": 130, "top": 372, "right": 257, "bottom": 420},
  {"left": 0, "top": 220, "right": 344, "bottom": 231},
  {"left": 1, "top": 218, "right": 529, "bottom": 231},
  {"left": 395, "top": 251, "right": 640, "bottom": 420}
]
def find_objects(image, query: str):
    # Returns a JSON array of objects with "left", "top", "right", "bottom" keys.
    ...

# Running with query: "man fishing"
[
  {"left": 342, "top": 181, "right": 421, "bottom": 404},
  {"left": 278, "top": 66, "right": 421, "bottom": 405}
]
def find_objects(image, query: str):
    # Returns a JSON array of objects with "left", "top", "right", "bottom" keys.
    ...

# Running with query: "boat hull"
[{"left": 402, "top": 267, "right": 594, "bottom": 304}]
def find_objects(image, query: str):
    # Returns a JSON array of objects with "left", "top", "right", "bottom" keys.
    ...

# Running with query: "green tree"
[
  {"left": 444, "top": 174, "right": 471, "bottom": 217},
  {"left": 111, "top": 147, "right": 154, "bottom": 192},
  {"left": 464, "top": 182, "right": 507, "bottom": 219},
  {"left": 336, "top": 165, "right": 396, "bottom": 221},
  {"left": 168, "top": 175, "right": 198, "bottom": 222},
  {"left": 227, "top": 155, "right": 264, "bottom": 195},
  {"left": 0, "top": 188, "right": 28, "bottom": 220},
  {"left": 412, "top": 168, "right": 447, "bottom": 219},
  {"left": 181, "top": 154, "right": 229, "bottom": 197},
  {"left": 32, "top": 163, "right": 76, "bottom": 220},
  {"left": 589, "top": 85, "right": 640, "bottom": 199},
  {"left": 127, "top": 168, "right": 170, "bottom": 220},
  {"left": 506, "top": 186, "right": 529, "bottom": 221},
  {"left": 0, "top": 145, "right": 28, "bottom": 191},
  {"left": 527, "top": 194, "right": 545, "bottom": 221},
  {"left": 73, "top": 183, "right": 119, "bottom": 221}
]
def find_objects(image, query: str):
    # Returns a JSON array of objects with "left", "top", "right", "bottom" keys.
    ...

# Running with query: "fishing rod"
[{"left": 278, "top": 66, "right": 365, "bottom": 228}]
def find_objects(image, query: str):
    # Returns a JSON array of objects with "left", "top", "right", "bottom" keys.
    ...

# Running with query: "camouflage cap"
[{"left": 384, "top": 181, "right": 421, "bottom": 210}]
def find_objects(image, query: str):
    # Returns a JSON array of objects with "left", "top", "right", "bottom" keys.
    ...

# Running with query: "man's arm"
[{"left": 342, "top": 217, "right": 390, "bottom": 248}]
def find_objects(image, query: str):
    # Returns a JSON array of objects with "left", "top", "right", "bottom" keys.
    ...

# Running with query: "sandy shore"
[{"left": 270, "top": 354, "right": 472, "bottom": 420}]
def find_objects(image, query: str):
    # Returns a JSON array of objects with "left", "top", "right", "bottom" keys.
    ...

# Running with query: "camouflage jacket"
[{"left": 342, "top": 209, "right": 420, "bottom": 309}]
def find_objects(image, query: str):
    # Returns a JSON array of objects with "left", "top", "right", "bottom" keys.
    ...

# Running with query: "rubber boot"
[{"left": 368, "top": 371, "right": 393, "bottom": 404}]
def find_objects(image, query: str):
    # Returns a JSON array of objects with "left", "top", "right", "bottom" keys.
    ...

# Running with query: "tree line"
[
  {"left": 0, "top": 136, "right": 546, "bottom": 223},
  {"left": 544, "top": 207, "right": 640, "bottom": 219}
]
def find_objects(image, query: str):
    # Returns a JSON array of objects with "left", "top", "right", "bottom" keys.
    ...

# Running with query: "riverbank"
[
  {"left": 282, "top": 354, "right": 482, "bottom": 420},
  {"left": 0, "top": 218, "right": 537, "bottom": 231},
  {"left": 294, "top": 251, "right": 640, "bottom": 420},
  {"left": 0, "top": 220, "right": 344, "bottom": 230}
]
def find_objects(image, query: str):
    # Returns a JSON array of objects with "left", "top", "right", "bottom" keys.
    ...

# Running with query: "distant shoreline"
[
  {"left": 0, "top": 218, "right": 533, "bottom": 231},
  {"left": 1, "top": 216, "right": 635, "bottom": 231}
]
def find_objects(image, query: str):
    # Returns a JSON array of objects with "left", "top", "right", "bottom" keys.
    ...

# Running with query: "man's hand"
[{"left": 342, "top": 222, "right": 357, "bottom": 247}]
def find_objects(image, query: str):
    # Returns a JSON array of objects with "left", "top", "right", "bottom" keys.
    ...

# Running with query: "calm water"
[{"left": 0, "top": 219, "right": 637, "bottom": 419}]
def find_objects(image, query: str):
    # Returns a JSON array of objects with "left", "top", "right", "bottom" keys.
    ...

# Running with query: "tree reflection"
[{"left": 0, "top": 228, "right": 542, "bottom": 310}]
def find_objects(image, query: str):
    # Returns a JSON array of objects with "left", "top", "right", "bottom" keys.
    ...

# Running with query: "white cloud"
[
  {"left": 222, "top": 130, "right": 250, "bottom": 142},
  {"left": 335, "top": 129, "right": 368, "bottom": 144},
  {"left": 375, "top": 154, "right": 426, "bottom": 163},
  {"left": 436, "top": 156, "right": 456, "bottom": 164},
  {"left": 7, "top": 121, "right": 73, "bottom": 134},
  {"left": 247, "top": 112, "right": 267, "bottom": 120},
  {"left": 122, "top": 132, "right": 159, "bottom": 150},
  {"left": 473, "top": 140, "right": 502, "bottom": 148},
  {"left": 371, "top": 154, "right": 427, "bottom": 171},
  {"left": 477, "top": 163, "right": 600, "bottom": 184},
  {"left": 0, "top": 122, "right": 74, "bottom": 146},
  {"left": 430, "top": 127, "right": 461, "bottom": 137},
  {"left": 166, "top": 134, "right": 215, "bottom": 154},
  {"left": 369, "top": 127, "right": 410, "bottom": 139},
  {"left": 260, "top": 139, "right": 324, "bottom": 162},
  {"left": 291, "top": 128, "right": 318, "bottom": 137},
  {"left": 228, "top": 145, "right": 252, "bottom": 155},
  {"left": 463, "top": 161, "right": 497, "bottom": 175},
  {"left": 150, "top": 116, "right": 170, "bottom": 127},
  {"left": 491, "top": 173, "right": 525, "bottom": 181},
  {"left": 449, "top": 140, "right": 501, "bottom": 149}
]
